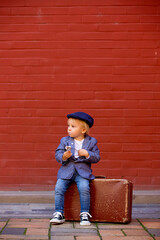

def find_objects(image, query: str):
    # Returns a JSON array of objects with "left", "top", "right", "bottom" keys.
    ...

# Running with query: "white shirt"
[{"left": 74, "top": 139, "right": 84, "bottom": 158}]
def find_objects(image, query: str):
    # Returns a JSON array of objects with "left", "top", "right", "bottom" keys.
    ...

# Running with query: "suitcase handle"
[{"left": 95, "top": 175, "right": 106, "bottom": 179}]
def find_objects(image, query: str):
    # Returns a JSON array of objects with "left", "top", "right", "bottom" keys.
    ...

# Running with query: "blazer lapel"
[{"left": 82, "top": 135, "right": 90, "bottom": 150}]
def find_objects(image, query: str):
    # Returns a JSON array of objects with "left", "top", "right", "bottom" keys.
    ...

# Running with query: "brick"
[
  {"left": 122, "top": 161, "right": 152, "bottom": 169},
  {"left": 148, "top": 229, "right": 160, "bottom": 237},
  {"left": 11, "top": 7, "right": 42, "bottom": 15},
  {"left": 51, "top": 222, "right": 73, "bottom": 228},
  {"left": 0, "top": 7, "right": 11, "bottom": 15},
  {"left": 51, "top": 237, "right": 74, "bottom": 240},
  {"left": 0, "top": 222, "right": 6, "bottom": 228},
  {"left": 30, "top": 219, "right": 50, "bottom": 222},
  {"left": 51, "top": 227, "right": 97, "bottom": 236},
  {"left": 140, "top": 15, "right": 160, "bottom": 23},
  {"left": 127, "top": 6, "right": 157, "bottom": 15},
  {"left": 65, "top": 91, "right": 94, "bottom": 100},
  {"left": 76, "top": 237, "right": 100, "bottom": 240},
  {"left": 123, "top": 143, "right": 153, "bottom": 152},
  {"left": 138, "top": 169, "right": 160, "bottom": 177},
  {"left": 2, "top": 227, "right": 25, "bottom": 235},
  {"left": 42, "top": 6, "right": 98, "bottom": 15},
  {"left": 102, "top": 237, "right": 153, "bottom": 240},
  {"left": 0, "top": 234, "right": 48, "bottom": 239},
  {"left": 83, "top": 15, "right": 140, "bottom": 23},
  {"left": 98, "top": 220, "right": 142, "bottom": 229},
  {"left": 123, "top": 229, "right": 150, "bottom": 236},
  {"left": 9, "top": 219, "right": 30, "bottom": 222},
  {"left": 152, "top": 177, "right": 160, "bottom": 185},
  {"left": 99, "top": 229, "right": 124, "bottom": 236},
  {"left": 152, "top": 161, "right": 160, "bottom": 168},
  {"left": 135, "top": 177, "right": 152, "bottom": 185},
  {"left": 141, "top": 221, "right": 160, "bottom": 229},
  {"left": 26, "top": 228, "right": 48, "bottom": 235}
]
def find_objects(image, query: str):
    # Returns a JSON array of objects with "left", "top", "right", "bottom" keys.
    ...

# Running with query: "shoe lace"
[
  {"left": 80, "top": 212, "right": 92, "bottom": 220},
  {"left": 53, "top": 212, "right": 63, "bottom": 218}
]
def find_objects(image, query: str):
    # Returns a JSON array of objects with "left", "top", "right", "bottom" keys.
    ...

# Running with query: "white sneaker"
[
  {"left": 50, "top": 212, "right": 65, "bottom": 224},
  {"left": 80, "top": 212, "right": 92, "bottom": 226}
]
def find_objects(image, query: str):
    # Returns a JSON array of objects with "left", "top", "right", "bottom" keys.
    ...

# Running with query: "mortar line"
[
  {"left": 0, "top": 219, "right": 10, "bottom": 235},
  {"left": 137, "top": 218, "right": 156, "bottom": 240},
  {"left": 95, "top": 222, "right": 102, "bottom": 240},
  {"left": 48, "top": 222, "right": 51, "bottom": 240}
]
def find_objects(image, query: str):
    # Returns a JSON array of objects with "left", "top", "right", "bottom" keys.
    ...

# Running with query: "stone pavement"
[
  {"left": 0, "top": 203, "right": 159, "bottom": 240},
  {"left": 0, "top": 217, "right": 160, "bottom": 240}
]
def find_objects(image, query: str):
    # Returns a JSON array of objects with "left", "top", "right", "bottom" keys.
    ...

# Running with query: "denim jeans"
[{"left": 55, "top": 171, "right": 90, "bottom": 214}]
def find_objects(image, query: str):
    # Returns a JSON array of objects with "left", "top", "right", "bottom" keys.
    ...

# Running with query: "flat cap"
[{"left": 67, "top": 112, "right": 94, "bottom": 128}]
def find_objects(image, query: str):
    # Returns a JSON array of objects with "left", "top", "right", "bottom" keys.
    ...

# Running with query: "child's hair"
[{"left": 68, "top": 118, "right": 89, "bottom": 135}]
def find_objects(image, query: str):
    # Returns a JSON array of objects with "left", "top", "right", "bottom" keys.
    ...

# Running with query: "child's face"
[{"left": 67, "top": 118, "right": 86, "bottom": 140}]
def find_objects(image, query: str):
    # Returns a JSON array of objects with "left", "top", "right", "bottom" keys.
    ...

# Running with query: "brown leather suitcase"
[{"left": 64, "top": 178, "right": 133, "bottom": 223}]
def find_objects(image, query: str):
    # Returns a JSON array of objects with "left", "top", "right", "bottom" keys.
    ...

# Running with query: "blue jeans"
[{"left": 55, "top": 171, "right": 90, "bottom": 214}]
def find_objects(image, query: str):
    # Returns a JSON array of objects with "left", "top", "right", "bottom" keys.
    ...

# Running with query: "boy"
[{"left": 50, "top": 112, "right": 100, "bottom": 225}]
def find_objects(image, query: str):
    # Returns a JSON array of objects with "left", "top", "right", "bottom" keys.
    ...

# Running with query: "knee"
[
  {"left": 55, "top": 181, "right": 66, "bottom": 195},
  {"left": 78, "top": 182, "right": 90, "bottom": 194}
]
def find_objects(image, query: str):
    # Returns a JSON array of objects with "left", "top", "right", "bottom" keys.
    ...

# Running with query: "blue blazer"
[{"left": 55, "top": 135, "right": 100, "bottom": 180}]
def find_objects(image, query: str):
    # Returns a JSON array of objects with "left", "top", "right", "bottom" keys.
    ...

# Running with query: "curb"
[{"left": 0, "top": 190, "right": 160, "bottom": 204}]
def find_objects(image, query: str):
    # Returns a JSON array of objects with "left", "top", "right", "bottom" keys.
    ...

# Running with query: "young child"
[{"left": 50, "top": 112, "right": 100, "bottom": 226}]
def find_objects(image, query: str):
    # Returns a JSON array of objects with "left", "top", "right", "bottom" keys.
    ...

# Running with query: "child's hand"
[
  {"left": 78, "top": 149, "right": 89, "bottom": 158},
  {"left": 62, "top": 151, "right": 72, "bottom": 161}
]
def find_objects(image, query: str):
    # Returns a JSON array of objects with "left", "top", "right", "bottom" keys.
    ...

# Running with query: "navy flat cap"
[{"left": 67, "top": 112, "right": 94, "bottom": 128}]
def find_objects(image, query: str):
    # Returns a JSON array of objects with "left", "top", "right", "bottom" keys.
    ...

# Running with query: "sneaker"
[
  {"left": 50, "top": 212, "right": 65, "bottom": 224},
  {"left": 80, "top": 212, "right": 92, "bottom": 226}
]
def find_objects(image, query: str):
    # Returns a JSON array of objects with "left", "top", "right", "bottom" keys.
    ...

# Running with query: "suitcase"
[{"left": 64, "top": 178, "right": 133, "bottom": 223}]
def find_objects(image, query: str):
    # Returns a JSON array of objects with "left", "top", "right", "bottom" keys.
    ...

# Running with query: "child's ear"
[{"left": 82, "top": 128, "right": 87, "bottom": 134}]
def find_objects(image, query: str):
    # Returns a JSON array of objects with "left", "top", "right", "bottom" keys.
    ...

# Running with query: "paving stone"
[
  {"left": 139, "top": 219, "right": 160, "bottom": 222},
  {"left": 51, "top": 227, "right": 97, "bottom": 236},
  {"left": 51, "top": 237, "right": 74, "bottom": 240},
  {"left": 2, "top": 227, "right": 25, "bottom": 235},
  {"left": 26, "top": 228, "right": 48, "bottom": 235},
  {"left": 99, "top": 229, "right": 124, "bottom": 236},
  {"left": 123, "top": 229, "right": 150, "bottom": 236},
  {"left": 31, "top": 219, "right": 50, "bottom": 222},
  {"left": 7, "top": 222, "right": 49, "bottom": 228},
  {"left": 142, "top": 221, "right": 160, "bottom": 229},
  {"left": 0, "top": 222, "right": 6, "bottom": 228},
  {"left": 0, "top": 235, "right": 26, "bottom": 240},
  {"left": 24, "top": 235, "right": 48, "bottom": 240},
  {"left": 9, "top": 219, "right": 30, "bottom": 222},
  {"left": 25, "top": 236, "right": 48, "bottom": 240},
  {"left": 51, "top": 222, "right": 73, "bottom": 228},
  {"left": 76, "top": 236, "right": 100, "bottom": 240},
  {"left": 3, "top": 214, "right": 52, "bottom": 218},
  {"left": 101, "top": 237, "right": 153, "bottom": 240},
  {"left": 0, "top": 203, "right": 159, "bottom": 240},
  {"left": 0, "top": 219, "right": 8, "bottom": 222},
  {"left": 148, "top": 228, "right": 160, "bottom": 237},
  {"left": 0, "top": 234, "right": 48, "bottom": 239},
  {"left": 98, "top": 220, "right": 142, "bottom": 229}
]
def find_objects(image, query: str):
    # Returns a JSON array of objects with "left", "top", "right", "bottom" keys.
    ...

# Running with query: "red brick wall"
[{"left": 0, "top": 0, "right": 160, "bottom": 190}]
